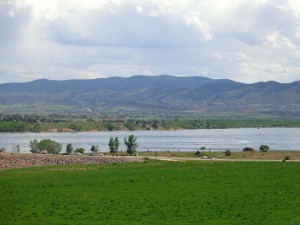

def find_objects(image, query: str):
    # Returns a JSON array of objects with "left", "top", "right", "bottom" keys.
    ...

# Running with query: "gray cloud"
[
  {"left": 0, "top": 2, "right": 31, "bottom": 40},
  {"left": 0, "top": 0, "right": 300, "bottom": 84}
]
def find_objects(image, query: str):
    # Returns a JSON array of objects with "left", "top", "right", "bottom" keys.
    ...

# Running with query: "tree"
[
  {"left": 108, "top": 137, "right": 120, "bottom": 156},
  {"left": 259, "top": 145, "right": 269, "bottom": 152},
  {"left": 29, "top": 139, "right": 62, "bottom": 154},
  {"left": 91, "top": 145, "right": 98, "bottom": 153},
  {"left": 74, "top": 148, "right": 85, "bottom": 154},
  {"left": 124, "top": 122, "right": 135, "bottom": 131},
  {"left": 39, "top": 139, "right": 62, "bottom": 154},
  {"left": 29, "top": 139, "right": 39, "bottom": 153},
  {"left": 68, "top": 123, "right": 81, "bottom": 131},
  {"left": 16, "top": 144, "right": 20, "bottom": 153},
  {"left": 66, "top": 143, "right": 73, "bottom": 154},
  {"left": 105, "top": 122, "right": 116, "bottom": 131},
  {"left": 124, "top": 135, "right": 138, "bottom": 155}
]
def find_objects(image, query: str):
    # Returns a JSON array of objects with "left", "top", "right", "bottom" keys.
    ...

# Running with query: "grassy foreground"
[{"left": 1, "top": 160, "right": 300, "bottom": 225}]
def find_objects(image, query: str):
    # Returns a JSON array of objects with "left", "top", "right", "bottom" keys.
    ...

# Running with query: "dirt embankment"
[{"left": 0, "top": 153, "right": 138, "bottom": 170}]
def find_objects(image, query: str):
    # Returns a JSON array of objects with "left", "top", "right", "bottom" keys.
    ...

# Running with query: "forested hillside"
[{"left": 0, "top": 75, "right": 299, "bottom": 118}]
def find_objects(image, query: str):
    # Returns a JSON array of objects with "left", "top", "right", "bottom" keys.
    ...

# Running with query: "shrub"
[
  {"left": 243, "top": 147, "right": 255, "bottom": 152},
  {"left": 224, "top": 149, "right": 232, "bottom": 156},
  {"left": 75, "top": 148, "right": 85, "bottom": 154},
  {"left": 195, "top": 150, "right": 204, "bottom": 156},
  {"left": 259, "top": 145, "right": 270, "bottom": 152}
]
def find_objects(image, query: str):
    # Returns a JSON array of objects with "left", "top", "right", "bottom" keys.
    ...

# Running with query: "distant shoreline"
[
  {"left": 1, "top": 125, "right": 300, "bottom": 133},
  {"left": 1, "top": 117, "right": 300, "bottom": 133}
]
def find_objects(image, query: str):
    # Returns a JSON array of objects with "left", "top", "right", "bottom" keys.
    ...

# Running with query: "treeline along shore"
[{"left": 1, "top": 114, "right": 300, "bottom": 132}]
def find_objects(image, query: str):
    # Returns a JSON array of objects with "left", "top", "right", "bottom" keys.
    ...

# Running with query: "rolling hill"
[{"left": 0, "top": 75, "right": 299, "bottom": 118}]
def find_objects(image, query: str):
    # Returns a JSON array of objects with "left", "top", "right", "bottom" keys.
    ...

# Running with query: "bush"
[
  {"left": 195, "top": 150, "right": 204, "bottom": 156},
  {"left": 224, "top": 149, "right": 232, "bottom": 156},
  {"left": 259, "top": 145, "right": 270, "bottom": 152},
  {"left": 243, "top": 147, "right": 256, "bottom": 152},
  {"left": 75, "top": 148, "right": 85, "bottom": 154}
]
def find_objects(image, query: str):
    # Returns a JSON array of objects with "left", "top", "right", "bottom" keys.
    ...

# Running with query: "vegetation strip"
[{"left": 1, "top": 114, "right": 300, "bottom": 132}]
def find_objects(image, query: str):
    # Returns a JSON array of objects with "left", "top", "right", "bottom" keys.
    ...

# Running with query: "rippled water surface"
[{"left": 1, "top": 128, "right": 300, "bottom": 153}]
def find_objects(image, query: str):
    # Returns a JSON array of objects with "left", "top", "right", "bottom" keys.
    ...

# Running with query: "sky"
[{"left": 1, "top": 0, "right": 300, "bottom": 84}]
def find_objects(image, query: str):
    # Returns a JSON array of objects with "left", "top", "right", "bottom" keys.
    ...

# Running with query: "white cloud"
[{"left": 0, "top": 0, "right": 300, "bottom": 84}]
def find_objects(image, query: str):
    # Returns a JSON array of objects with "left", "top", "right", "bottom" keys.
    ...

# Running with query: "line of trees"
[
  {"left": 29, "top": 135, "right": 139, "bottom": 155},
  {"left": 2, "top": 116, "right": 300, "bottom": 133}
]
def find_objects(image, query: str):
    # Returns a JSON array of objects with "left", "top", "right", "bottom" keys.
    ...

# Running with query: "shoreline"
[
  {"left": 1, "top": 126, "right": 300, "bottom": 133},
  {"left": 2, "top": 150, "right": 300, "bottom": 170},
  {"left": 0, "top": 153, "right": 142, "bottom": 171}
]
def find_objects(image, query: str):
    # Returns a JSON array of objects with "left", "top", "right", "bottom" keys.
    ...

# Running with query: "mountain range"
[{"left": 0, "top": 75, "right": 299, "bottom": 118}]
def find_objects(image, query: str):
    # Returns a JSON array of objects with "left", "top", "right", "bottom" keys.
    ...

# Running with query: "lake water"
[{"left": 1, "top": 128, "right": 300, "bottom": 153}]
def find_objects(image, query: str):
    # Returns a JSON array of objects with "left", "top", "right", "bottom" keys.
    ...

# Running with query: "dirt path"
[{"left": 144, "top": 156, "right": 300, "bottom": 163}]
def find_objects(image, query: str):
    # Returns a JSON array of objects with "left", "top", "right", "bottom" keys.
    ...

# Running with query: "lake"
[{"left": 1, "top": 128, "right": 300, "bottom": 153}]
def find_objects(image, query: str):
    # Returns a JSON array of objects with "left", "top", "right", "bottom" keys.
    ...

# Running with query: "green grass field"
[{"left": 1, "top": 160, "right": 300, "bottom": 225}]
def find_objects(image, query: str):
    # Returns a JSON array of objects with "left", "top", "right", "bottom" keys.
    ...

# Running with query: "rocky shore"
[{"left": 0, "top": 153, "right": 139, "bottom": 170}]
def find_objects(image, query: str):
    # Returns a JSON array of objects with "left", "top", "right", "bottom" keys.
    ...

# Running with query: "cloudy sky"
[{"left": 1, "top": 0, "right": 300, "bottom": 84}]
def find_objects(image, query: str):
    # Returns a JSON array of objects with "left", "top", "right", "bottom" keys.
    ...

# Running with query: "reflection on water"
[{"left": 1, "top": 128, "right": 300, "bottom": 153}]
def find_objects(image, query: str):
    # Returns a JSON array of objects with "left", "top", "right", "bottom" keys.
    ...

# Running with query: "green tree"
[
  {"left": 124, "top": 122, "right": 135, "bottom": 131},
  {"left": 91, "top": 145, "right": 98, "bottom": 153},
  {"left": 124, "top": 135, "right": 138, "bottom": 155},
  {"left": 38, "top": 139, "right": 62, "bottom": 154},
  {"left": 105, "top": 122, "right": 116, "bottom": 131},
  {"left": 74, "top": 148, "right": 85, "bottom": 154},
  {"left": 29, "top": 139, "right": 62, "bottom": 154},
  {"left": 29, "top": 139, "right": 40, "bottom": 153},
  {"left": 68, "top": 123, "right": 81, "bottom": 131},
  {"left": 259, "top": 145, "right": 270, "bottom": 152},
  {"left": 108, "top": 137, "right": 120, "bottom": 156},
  {"left": 66, "top": 143, "right": 74, "bottom": 154}
]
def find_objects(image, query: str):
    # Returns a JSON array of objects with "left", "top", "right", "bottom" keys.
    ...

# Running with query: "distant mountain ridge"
[{"left": 0, "top": 75, "right": 299, "bottom": 118}]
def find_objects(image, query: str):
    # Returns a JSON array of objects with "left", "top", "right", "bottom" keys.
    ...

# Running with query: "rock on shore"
[{"left": 0, "top": 153, "right": 138, "bottom": 170}]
